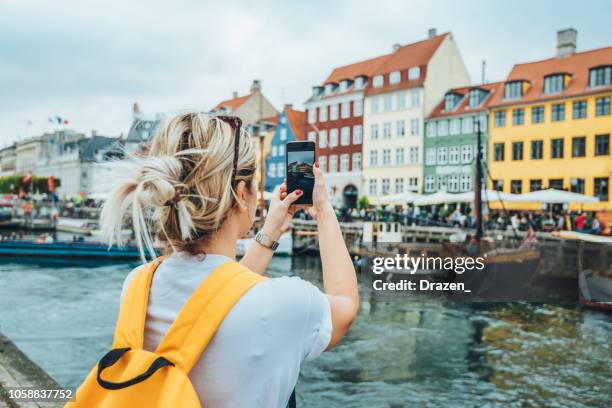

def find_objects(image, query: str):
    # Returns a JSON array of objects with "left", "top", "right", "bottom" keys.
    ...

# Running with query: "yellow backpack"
[{"left": 66, "top": 257, "right": 266, "bottom": 407}]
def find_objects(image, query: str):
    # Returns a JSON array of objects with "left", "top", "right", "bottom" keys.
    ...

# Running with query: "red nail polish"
[
  {"left": 314, "top": 162, "right": 319, "bottom": 168},
  {"left": 296, "top": 190, "right": 302, "bottom": 196}
]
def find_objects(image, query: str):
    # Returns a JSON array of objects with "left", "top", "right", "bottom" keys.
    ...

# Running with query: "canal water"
[{"left": 0, "top": 256, "right": 611, "bottom": 407}]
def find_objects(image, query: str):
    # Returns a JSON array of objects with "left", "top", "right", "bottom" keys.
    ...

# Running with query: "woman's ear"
[{"left": 234, "top": 180, "right": 249, "bottom": 211}]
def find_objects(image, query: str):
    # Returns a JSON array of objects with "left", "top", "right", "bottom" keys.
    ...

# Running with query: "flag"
[
  {"left": 48, "top": 118, "right": 54, "bottom": 123},
  {"left": 22, "top": 172, "right": 32, "bottom": 183},
  {"left": 48, "top": 176, "right": 55, "bottom": 193},
  {"left": 56, "top": 116, "right": 62, "bottom": 124},
  {"left": 63, "top": 119, "right": 69, "bottom": 124}
]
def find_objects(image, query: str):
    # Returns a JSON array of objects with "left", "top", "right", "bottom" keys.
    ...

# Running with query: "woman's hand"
[
  {"left": 295, "top": 162, "right": 333, "bottom": 221},
  {"left": 260, "top": 184, "right": 302, "bottom": 241}
]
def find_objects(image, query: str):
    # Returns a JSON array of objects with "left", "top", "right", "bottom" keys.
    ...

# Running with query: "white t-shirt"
[{"left": 120, "top": 252, "right": 332, "bottom": 408}]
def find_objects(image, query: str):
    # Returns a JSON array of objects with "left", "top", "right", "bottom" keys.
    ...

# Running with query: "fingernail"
[
  {"left": 296, "top": 190, "right": 302, "bottom": 196},
  {"left": 314, "top": 162, "right": 319, "bottom": 168}
]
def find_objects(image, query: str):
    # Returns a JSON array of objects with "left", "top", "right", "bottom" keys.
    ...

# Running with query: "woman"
[{"left": 100, "top": 112, "right": 359, "bottom": 407}]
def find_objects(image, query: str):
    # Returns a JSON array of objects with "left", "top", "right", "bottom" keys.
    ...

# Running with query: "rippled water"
[{"left": 0, "top": 256, "right": 611, "bottom": 407}]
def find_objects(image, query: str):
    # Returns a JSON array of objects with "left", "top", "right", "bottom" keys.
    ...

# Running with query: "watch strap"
[{"left": 255, "top": 232, "right": 279, "bottom": 251}]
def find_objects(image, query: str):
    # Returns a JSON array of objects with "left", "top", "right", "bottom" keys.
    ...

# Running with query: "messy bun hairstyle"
[{"left": 100, "top": 112, "right": 256, "bottom": 259}]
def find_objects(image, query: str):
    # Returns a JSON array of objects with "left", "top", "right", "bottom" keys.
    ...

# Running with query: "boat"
[
  {"left": 236, "top": 232, "right": 293, "bottom": 257},
  {"left": 0, "top": 240, "right": 143, "bottom": 260},
  {"left": 56, "top": 218, "right": 98, "bottom": 235}
]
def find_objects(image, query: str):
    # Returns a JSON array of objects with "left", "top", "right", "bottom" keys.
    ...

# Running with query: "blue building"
[{"left": 265, "top": 105, "right": 306, "bottom": 191}]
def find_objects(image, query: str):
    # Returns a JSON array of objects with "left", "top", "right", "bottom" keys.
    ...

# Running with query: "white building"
[{"left": 362, "top": 30, "right": 470, "bottom": 198}]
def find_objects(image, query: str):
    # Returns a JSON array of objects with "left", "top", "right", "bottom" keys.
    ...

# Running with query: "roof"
[
  {"left": 79, "top": 136, "right": 121, "bottom": 161},
  {"left": 489, "top": 45, "right": 612, "bottom": 107},
  {"left": 126, "top": 117, "right": 161, "bottom": 143},
  {"left": 428, "top": 81, "right": 505, "bottom": 118},
  {"left": 284, "top": 108, "right": 306, "bottom": 141},
  {"left": 324, "top": 54, "right": 391, "bottom": 85},
  {"left": 213, "top": 93, "right": 252, "bottom": 112}
]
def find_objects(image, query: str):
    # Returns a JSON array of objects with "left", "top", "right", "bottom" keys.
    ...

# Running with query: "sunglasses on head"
[{"left": 216, "top": 115, "right": 242, "bottom": 186}]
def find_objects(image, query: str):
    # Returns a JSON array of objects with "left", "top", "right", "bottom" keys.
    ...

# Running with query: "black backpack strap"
[{"left": 287, "top": 388, "right": 296, "bottom": 408}]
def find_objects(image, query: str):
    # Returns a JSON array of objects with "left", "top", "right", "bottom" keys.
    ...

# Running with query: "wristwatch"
[{"left": 255, "top": 231, "right": 279, "bottom": 251}]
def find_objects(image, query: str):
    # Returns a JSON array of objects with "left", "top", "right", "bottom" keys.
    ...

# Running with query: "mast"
[{"left": 474, "top": 118, "right": 484, "bottom": 241}]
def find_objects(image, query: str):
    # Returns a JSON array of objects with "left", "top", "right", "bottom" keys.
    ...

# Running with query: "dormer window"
[
  {"left": 339, "top": 79, "right": 353, "bottom": 92},
  {"left": 389, "top": 71, "right": 401, "bottom": 85},
  {"left": 589, "top": 65, "right": 612, "bottom": 87},
  {"left": 504, "top": 80, "right": 523, "bottom": 99},
  {"left": 444, "top": 92, "right": 463, "bottom": 111},
  {"left": 355, "top": 76, "right": 367, "bottom": 89},
  {"left": 468, "top": 89, "right": 488, "bottom": 108},
  {"left": 373, "top": 75, "right": 384, "bottom": 88},
  {"left": 312, "top": 86, "right": 324, "bottom": 98},
  {"left": 408, "top": 67, "right": 421, "bottom": 81},
  {"left": 325, "top": 83, "right": 337, "bottom": 96},
  {"left": 543, "top": 74, "right": 567, "bottom": 94}
]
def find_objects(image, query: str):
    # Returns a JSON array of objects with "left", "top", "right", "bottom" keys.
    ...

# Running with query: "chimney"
[
  {"left": 284, "top": 103, "right": 293, "bottom": 111},
  {"left": 91, "top": 130, "right": 97, "bottom": 137},
  {"left": 392, "top": 43, "right": 401, "bottom": 52},
  {"left": 556, "top": 28, "right": 577, "bottom": 57},
  {"left": 132, "top": 102, "right": 141, "bottom": 118},
  {"left": 250, "top": 79, "right": 261, "bottom": 93},
  {"left": 428, "top": 28, "right": 437, "bottom": 39},
  {"left": 232, "top": 91, "right": 238, "bottom": 98}
]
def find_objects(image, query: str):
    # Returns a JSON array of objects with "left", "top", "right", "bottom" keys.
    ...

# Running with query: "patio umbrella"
[
  {"left": 514, "top": 188, "right": 599, "bottom": 203},
  {"left": 413, "top": 190, "right": 460, "bottom": 206},
  {"left": 453, "top": 189, "right": 520, "bottom": 203},
  {"left": 377, "top": 192, "right": 420, "bottom": 205}
]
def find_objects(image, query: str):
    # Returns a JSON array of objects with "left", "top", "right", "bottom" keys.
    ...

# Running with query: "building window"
[
  {"left": 339, "top": 80, "right": 349, "bottom": 92},
  {"left": 438, "top": 120, "right": 448, "bottom": 136},
  {"left": 307, "top": 109, "right": 316, "bottom": 124},
  {"left": 409, "top": 147, "right": 419, "bottom": 164},
  {"left": 551, "top": 103, "right": 565, "bottom": 121},
  {"left": 512, "top": 141, "right": 524, "bottom": 160},
  {"left": 382, "top": 178, "right": 390, "bottom": 195},
  {"left": 408, "top": 177, "right": 418, "bottom": 191},
  {"left": 426, "top": 148, "right": 436, "bottom": 165},
  {"left": 371, "top": 96, "right": 379, "bottom": 114},
  {"left": 352, "top": 153, "right": 361, "bottom": 170},
  {"left": 330, "top": 104, "right": 339, "bottom": 120},
  {"left": 424, "top": 175, "right": 435, "bottom": 192},
  {"left": 494, "top": 110, "right": 506, "bottom": 127},
  {"left": 595, "top": 96, "right": 611, "bottom": 116},
  {"left": 340, "top": 154, "right": 349, "bottom": 172},
  {"left": 449, "top": 146, "right": 460, "bottom": 164},
  {"left": 355, "top": 76, "right": 366, "bottom": 89},
  {"left": 572, "top": 136, "right": 586, "bottom": 157},
  {"left": 510, "top": 180, "right": 522, "bottom": 194},
  {"left": 589, "top": 66, "right": 612, "bottom": 87},
  {"left": 395, "top": 147, "right": 405, "bottom": 165},
  {"left": 383, "top": 123, "right": 391, "bottom": 139},
  {"left": 530, "top": 179, "right": 542, "bottom": 191},
  {"left": 493, "top": 143, "right": 505, "bottom": 161},
  {"left": 410, "top": 118, "right": 419, "bottom": 136},
  {"left": 354, "top": 100, "right": 363, "bottom": 116},
  {"left": 468, "top": 89, "right": 486, "bottom": 107},
  {"left": 353, "top": 125, "right": 362, "bottom": 144},
  {"left": 325, "top": 83, "right": 336, "bottom": 95},
  {"left": 369, "top": 150, "right": 378, "bottom": 166},
  {"left": 395, "top": 177, "right": 404, "bottom": 193},
  {"left": 341, "top": 102, "right": 351, "bottom": 119},
  {"left": 340, "top": 127, "right": 350, "bottom": 146},
  {"left": 551, "top": 138, "right": 564, "bottom": 159},
  {"left": 426, "top": 122, "right": 436, "bottom": 138},
  {"left": 531, "top": 106, "right": 544, "bottom": 123},
  {"left": 594, "top": 177, "right": 609, "bottom": 201},
  {"left": 444, "top": 93, "right": 462, "bottom": 111},
  {"left": 280, "top": 128, "right": 287, "bottom": 140},
  {"left": 373, "top": 75, "right": 384, "bottom": 88},
  {"left": 396, "top": 120, "right": 405, "bottom": 137},
  {"left": 493, "top": 180, "right": 504, "bottom": 191},
  {"left": 504, "top": 81, "right": 523, "bottom": 99},
  {"left": 573, "top": 100, "right": 587, "bottom": 119},
  {"left": 329, "top": 129, "right": 338, "bottom": 147},
  {"left": 408, "top": 67, "right": 420, "bottom": 80},
  {"left": 329, "top": 155, "right": 337, "bottom": 173},
  {"left": 390, "top": 71, "right": 401, "bottom": 84},
  {"left": 437, "top": 147, "right": 448, "bottom": 165},
  {"left": 595, "top": 134, "right": 610, "bottom": 156},
  {"left": 382, "top": 149, "right": 391, "bottom": 165},
  {"left": 436, "top": 175, "right": 447, "bottom": 191},
  {"left": 549, "top": 179, "right": 563, "bottom": 190},
  {"left": 570, "top": 178, "right": 585, "bottom": 194},
  {"left": 397, "top": 92, "right": 406, "bottom": 109},
  {"left": 461, "top": 145, "right": 473, "bottom": 163},
  {"left": 369, "top": 179, "right": 377, "bottom": 196},
  {"left": 411, "top": 89, "right": 420, "bottom": 107},
  {"left": 513, "top": 108, "right": 525, "bottom": 125},
  {"left": 543, "top": 74, "right": 565, "bottom": 94},
  {"left": 319, "top": 130, "right": 327, "bottom": 148},
  {"left": 383, "top": 94, "right": 392, "bottom": 112},
  {"left": 449, "top": 119, "right": 460, "bottom": 135},
  {"left": 278, "top": 144, "right": 285, "bottom": 156},
  {"left": 307, "top": 131, "right": 316, "bottom": 142},
  {"left": 460, "top": 174, "right": 472, "bottom": 191},
  {"left": 271, "top": 145, "right": 277, "bottom": 156},
  {"left": 531, "top": 140, "right": 543, "bottom": 159},
  {"left": 370, "top": 124, "right": 379, "bottom": 140},
  {"left": 319, "top": 106, "right": 328, "bottom": 122},
  {"left": 267, "top": 162, "right": 274, "bottom": 177},
  {"left": 448, "top": 174, "right": 459, "bottom": 192},
  {"left": 319, "top": 156, "right": 327, "bottom": 172},
  {"left": 462, "top": 117, "right": 473, "bottom": 134}
]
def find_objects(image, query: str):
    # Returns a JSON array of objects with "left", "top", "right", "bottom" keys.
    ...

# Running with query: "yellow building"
[{"left": 488, "top": 29, "right": 611, "bottom": 212}]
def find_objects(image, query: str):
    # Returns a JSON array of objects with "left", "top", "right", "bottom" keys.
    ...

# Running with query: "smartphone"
[{"left": 286, "top": 141, "right": 316, "bottom": 205}]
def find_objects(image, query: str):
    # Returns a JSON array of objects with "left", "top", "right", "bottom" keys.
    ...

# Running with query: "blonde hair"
[{"left": 100, "top": 112, "right": 256, "bottom": 259}]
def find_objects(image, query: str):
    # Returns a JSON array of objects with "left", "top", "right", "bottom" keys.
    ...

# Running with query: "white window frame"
[
  {"left": 410, "top": 118, "right": 419, "bottom": 136},
  {"left": 461, "top": 145, "right": 473, "bottom": 163},
  {"left": 426, "top": 148, "right": 436, "bottom": 165},
  {"left": 369, "top": 179, "right": 377, "bottom": 196},
  {"left": 425, "top": 175, "right": 435, "bottom": 192},
  {"left": 352, "top": 152, "right": 361, "bottom": 170},
  {"left": 382, "top": 149, "right": 391, "bottom": 165},
  {"left": 373, "top": 75, "right": 384, "bottom": 88},
  {"left": 341, "top": 102, "right": 351, "bottom": 119},
  {"left": 370, "top": 124, "right": 379, "bottom": 140},
  {"left": 396, "top": 147, "right": 405, "bottom": 165},
  {"left": 409, "top": 146, "right": 419, "bottom": 164},
  {"left": 330, "top": 104, "right": 339, "bottom": 120},
  {"left": 371, "top": 96, "right": 379, "bottom": 114},
  {"left": 354, "top": 99, "right": 363, "bottom": 116},
  {"left": 280, "top": 128, "right": 287, "bottom": 140},
  {"left": 319, "top": 155, "right": 327, "bottom": 172},
  {"left": 329, "top": 155, "right": 338, "bottom": 173},
  {"left": 449, "top": 146, "right": 460, "bottom": 164},
  {"left": 353, "top": 125, "right": 362, "bottom": 144},
  {"left": 383, "top": 94, "right": 392, "bottom": 112},
  {"left": 369, "top": 150, "right": 378, "bottom": 167},
  {"left": 411, "top": 89, "right": 420, "bottom": 107},
  {"left": 390, "top": 71, "right": 401, "bottom": 85},
  {"left": 437, "top": 147, "right": 448, "bottom": 164},
  {"left": 319, "top": 106, "right": 328, "bottom": 122},
  {"left": 395, "top": 177, "right": 404, "bottom": 193},
  {"left": 340, "top": 127, "right": 350, "bottom": 146},
  {"left": 408, "top": 67, "right": 421, "bottom": 80},
  {"left": 329, "top": 128, "right": 338, "bottom": 147},
  {"left": 319, "top": 130, "right": 327, "bottom": 148},
  {"left": 307, "top": 109, "right": 316, "bottom": 124},
  {"left": 340, "top": 154, "right": 349, "bottom": 172},
  {"left": 307, "top": 131, "right": 316, "bottom": 142},
  {"left": 396, "top": 120, "right": 405, "bottom": 137},
  {"left": 383, "top": 122, "right": 391, "bottom": 139}
]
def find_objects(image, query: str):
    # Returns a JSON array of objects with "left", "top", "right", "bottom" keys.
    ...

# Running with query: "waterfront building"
[
  {"left": 265, "top": 105, "right": 305, "bottom": 191},
  {"left": 487, "top": 29, "right": 612, "bottom": 211},
  {"left": 362, "top": 29, "right": 470, "bottom": 199},
  {"left": 304, "top": 50, "right": 388, "bottom": 208},
  {"left": 424, "top": 82, "right": 503, "bottom": 194},
  {"left": 0, "top": 144, "right": 17, "bottom": 177},
  {"left": 125, "top": 102, "right": 162, "bottom": 155}
]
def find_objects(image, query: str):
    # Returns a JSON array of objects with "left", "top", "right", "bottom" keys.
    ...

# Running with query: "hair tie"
[{"left": 164, "top": 193, "right": 181, "bottom": 208}]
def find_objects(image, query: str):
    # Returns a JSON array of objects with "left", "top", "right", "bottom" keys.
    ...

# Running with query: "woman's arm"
[{"left": 307, "top": 164, "right": 359, "bottom": 350}]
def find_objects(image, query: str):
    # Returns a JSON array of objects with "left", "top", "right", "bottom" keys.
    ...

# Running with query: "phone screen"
[{"left": 286, "top": 141, "right": 315, "bottom": 205}]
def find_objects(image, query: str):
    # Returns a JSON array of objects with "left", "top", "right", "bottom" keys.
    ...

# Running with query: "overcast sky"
[{"left": 1, "top": 0, "right": 611, "bottom": 145}]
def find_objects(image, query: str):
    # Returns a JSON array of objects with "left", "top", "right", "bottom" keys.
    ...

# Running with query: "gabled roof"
[
  {"left": 489, "top": 45, "right": 612, "bottom": 107},
  {"left": 126, "top": 117, "right": 161, "bottom": 143},
  {"left": 429, "top": 81, "right": 505, "bottom": 118},
  {"left": 213, "top": 93, "right": 252, "bottom": 112},
  {"left": 324, "top": 54, "right": 390, "bottom": 85},
  {"left": 284, "top": 108, "right": 306, "bottom": 141}
]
